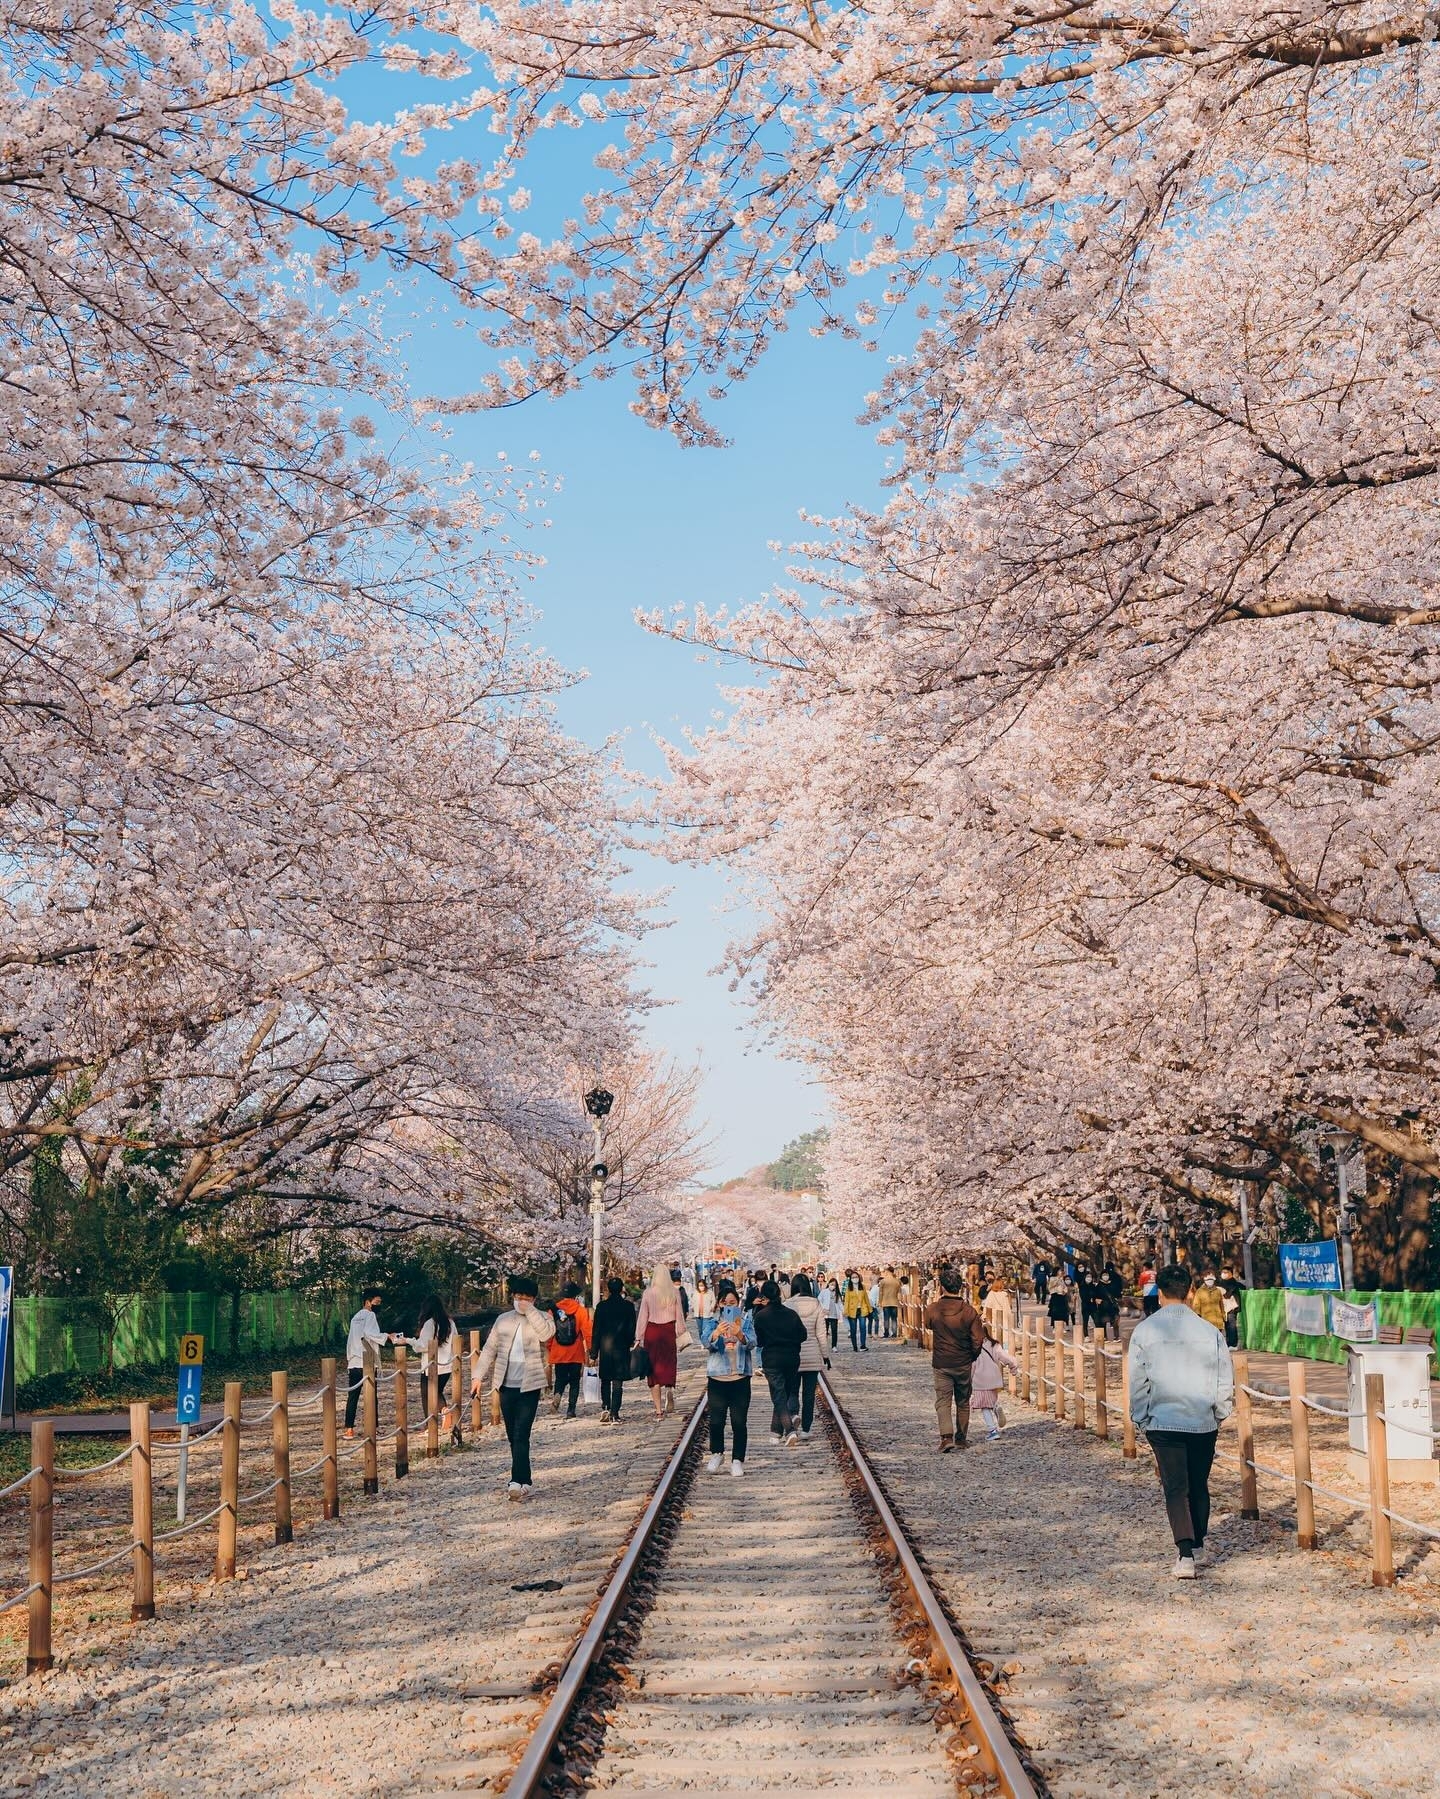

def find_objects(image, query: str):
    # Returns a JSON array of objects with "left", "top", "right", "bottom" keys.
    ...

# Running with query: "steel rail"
[
  {"left": 500, "top": 1390, "right": 709, "bottom": 1797},
  {"left": 821, "top": 1373, "right": 1040, "bottom": 1799}
]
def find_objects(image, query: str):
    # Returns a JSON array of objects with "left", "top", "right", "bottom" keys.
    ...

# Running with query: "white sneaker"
[
  {"left": 768, "top": 1433, "right": 782, "bottom": 1445},
  {"left": 507, "top": 1481, "right": 522, "bottom": 1501},
  {"left": 730, "top": 1460, "right": 745, "bottom": 1478},
  {"left": 786, "top": 1431, "right": 799, "bottom": 1447},
  {"left": 1173, "top": 1555, "right": 1197, "bottom": 1580},
  {"left": 520, "top": 1485, "right": 533, "bottom": 1501},
  {"left": 705, "top": 1453, "right": 723, "bottom": 1474},
  {"left": 800, "top": 1429, "right": 811, "bottom": 1439},
  {"left": 1192, "top": 1544, "right": 1207, "bottom": 1566}
]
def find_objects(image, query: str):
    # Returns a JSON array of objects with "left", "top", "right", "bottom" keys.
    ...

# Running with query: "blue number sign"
[
  {"left": 176, "top": 1363, "right": 203, "bottom": 1425},
  {"left": 1278, "top": 1240, "right": 1343, "bottom": 1291}
]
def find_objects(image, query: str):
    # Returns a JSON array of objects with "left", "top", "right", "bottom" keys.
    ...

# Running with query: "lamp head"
[{"left": 584, "top": 1087, "right": 614, "bottom": 1120}]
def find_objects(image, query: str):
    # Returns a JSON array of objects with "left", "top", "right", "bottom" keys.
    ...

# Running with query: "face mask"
[{"left": 1204, "top": 1277, "right": 1216, "bottom": 1287}]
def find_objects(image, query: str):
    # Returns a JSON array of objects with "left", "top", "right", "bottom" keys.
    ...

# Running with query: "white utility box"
[{"left": 1346, "top": 1343, "right": 1437, "bottom": 1486}]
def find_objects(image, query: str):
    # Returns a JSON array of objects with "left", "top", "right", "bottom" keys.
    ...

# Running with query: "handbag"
[
  {"left": 581, "top": 1366, "right": 602, "bottom": 1406},
  {"left": 628, "top": 1344, "right": 651, "bottom": 1381},
  {"left": 675, "top": 1325, "right": 694, "bottom": 1351}
]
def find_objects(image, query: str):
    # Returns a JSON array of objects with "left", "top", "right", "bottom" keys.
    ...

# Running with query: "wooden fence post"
[
  {"left": 321, "top": 1356, "right": 339, "bottom": 1521},
  {"left": 394, "top": 1344, "right": 410, "bottom": 1478},
  {"left": 215, "top": 1381, "right": 241, "bottom": 1582},
  {"left": 1072, "top": 1322, "right": 1086, "bottom": 1430},
  {"left": 1366, "top": 1372, "right": 1395, "bottom": 1588},
  {"left": 1288, "top": 1359, "right": 1317, "bottom": 1551},
  {"left": 1036, "top": 1325, "right": 1049, "bottom": 1411},
  {"left": 1093, "top": 1341, "right": 1109, "bottom": 1441},
  {"left": 129, "top": 1402, "right": 154, "bottom": 1621},
  {"left": 271, "top": 1371, "right": 292, "bottom": 1546},
  {"left": 27, "top": 1420, "right": 54, "bottom": 1674},
  {"left": 451, "top": 1333, "right": 464, "bottom": 1446},
  {"left": 1020, "top": 1319, "right": 1032, "bottom": 1404},
  {"left": 1054, "top": 1320, "right": 1067, "bottom": 1423},
  {"left": 1120, "top": 1347, "right": 1137, "bottom": 1459},
  {"left": 362, "top": 1342, "right": 380, "bottom": 1497},
  {"left": 1233, "top": 1351, "right": 1260, "bottom": 1519},
  {"left": 427, "top": 1340, "right": 441, "bottom": 1460},
  {"left": 469, "top": 1329, "right": 482, "bottom": 1437}
]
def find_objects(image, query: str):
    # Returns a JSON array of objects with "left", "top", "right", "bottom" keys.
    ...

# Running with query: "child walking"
[{"left": 972, "top": 1325, "right": 1020, "bottom": 1441}]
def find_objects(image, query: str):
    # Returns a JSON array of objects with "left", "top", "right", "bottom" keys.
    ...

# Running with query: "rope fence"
[
  {"left": 0, "top": 1326, "right": 484, "bottom": 1675},
  {"left": 993, "top": 1309, "right": 1440, "bottom": 1591}
]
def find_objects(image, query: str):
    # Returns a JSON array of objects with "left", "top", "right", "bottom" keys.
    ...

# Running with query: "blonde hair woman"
[{"left": 634, "top": 1264, "right": 681, "bottom": 1419}]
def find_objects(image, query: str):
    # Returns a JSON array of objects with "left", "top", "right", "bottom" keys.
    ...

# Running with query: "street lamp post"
[{"left": 584, "top": 1088, "right": 614, "bottom": 1311}]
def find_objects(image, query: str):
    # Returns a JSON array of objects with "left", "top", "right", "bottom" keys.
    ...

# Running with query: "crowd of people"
[{"left": 345, "top": 1247, "right": 1241, "bottom": 1581}]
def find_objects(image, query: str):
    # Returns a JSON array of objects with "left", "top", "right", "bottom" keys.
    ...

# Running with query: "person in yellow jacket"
[
  {"left": 842, "top": 1273, "right": 873, "bottom": 1353},
  {"left": 1192, "top": 1269, "right": 1228, "bottom": 1334}
]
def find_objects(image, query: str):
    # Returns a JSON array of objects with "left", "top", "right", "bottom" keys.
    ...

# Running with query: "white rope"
[
  {"left": 1238, "top": 1383, "right": 1290, "bottom": 1404},
  {"left": 1376, "top": 1408, "right": 1440, "bottom": 1441},
  {"left": 56, "top": 1442, "right": 135, "bottom": 1479},
  {"left": 1301, "top": 1395, "right": 1360, "bottom": 1419},
  {"left": 151, "top": 1416, "right": 228, "bottom": 1452},
  {"left": 153, "top": 1501, "right": 225, "bottom": 1542},
  {"left": 240, "top": 1400, "right": 284, "bottom": 1428},
  {"left": 1380, "top": 1506, "right": 1440, "bottom": 1544},
  {"left": 292, "top": 1453, "right": 331, "bottom": 1478},
  {"left": 0, "top": 1582, "right": 41, "bottom": 1615},
  {"left": 237, "top": 1477, "right": 284, "bottom": 1507},
  {"left": 1303, "top": 1476, "right": 1365, "bottom": 1509},
  {"left": 0, "top": 1467, "right": 40, "bottom": 1501},
  {"left": 55, "top": 1539, "right": 139, "bottom": 1583}
]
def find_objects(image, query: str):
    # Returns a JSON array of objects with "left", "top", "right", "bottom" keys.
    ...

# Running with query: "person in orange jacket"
[{"left": 549, "top": 1281, "right": 593, "bottom": 1419}]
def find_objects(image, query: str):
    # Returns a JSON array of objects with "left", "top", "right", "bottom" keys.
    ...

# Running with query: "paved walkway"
[{"left": 828, "top": 1339, "right": 1440, "bottom": 1799}]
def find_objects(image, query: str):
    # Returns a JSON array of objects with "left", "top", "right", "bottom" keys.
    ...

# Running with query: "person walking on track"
[
  {"left": 1047, "top": 1272, "right": 1074, "bottom": 1330},
  {"left": 592, "top": 1277, "right": 637, "bottom": 1424},
  {"left": 971, "top": 1323, "right": 1019, "bottom": 1441},
  {"left": 924, "top": 1266, "right": 984, "bottom": 1451},
  {"left": 634, "top": 1264, "right": 683, "bottom": 1420},
  {"left": 1031, "top": 1258, "right": 1051, "bottom": 1306},
  {"left": 410, "top": 1295, "right": 459, "bottom": 1445},
  {"left": 785, "top": 1272, "right": 830, "bottom": 1437},
  {"left": 693, "top": 1277, "right": 716, "bottom": 1325},
  {"left": 701, "top": 1279, "right": 756, "bottom": 1476},
  {"left": 754, "top": 1278, "right": 807, "bottom": 1445},
  {"left": 843, "top": 1272, "right": 872, "bottom": 1352},
  {"left": 878, "top": 1267, "right": 902, "bottom": 1338},
  {"left": 471, "top": 1275, "right": 556, "bottom": 1499},
  {"left": 345, "top": 1287, "right": 394, "bottom": 1438},
  {"left": 1128, "top": 1262, "right": 1235, "bottom": 1579},
  {"left": 820, "top": 1276, "right": 842, "bottom": 1350},
  {"left": 549, "top": 1281, "right": 592, "bottom": 1420}
]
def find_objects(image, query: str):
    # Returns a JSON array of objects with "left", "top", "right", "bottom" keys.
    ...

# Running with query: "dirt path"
[
  {"left": 0, "top": 1366, "right": 706, "bottom": 1796},
  {"left": 827, "top": 1339, "right": 1440, "bottom": 1799}
]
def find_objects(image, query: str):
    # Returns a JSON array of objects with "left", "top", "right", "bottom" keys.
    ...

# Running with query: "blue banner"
[{"left": 1278, "top": 1240, "right": 1342, "bottom": 1290}]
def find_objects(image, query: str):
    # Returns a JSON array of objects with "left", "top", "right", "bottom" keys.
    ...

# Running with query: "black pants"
[
  {"left": 553, "top": 1364, "right": 582, "bottom": 1415},
  {"left": 766, "top": 1363, "right": 799, "bottom": 1435},
  {"left": 707, "top": 1376, "right": 751, "bottom": 1463},
  {"left": 499, "top": 1384, "right": 542, "bottom": 1486},
  {"left": 601, "top": 1375, "right": 625, "bottom": 1416},
  {"left": 1146, "top": 1428, "right": 1218, "bottom": 1553},
  {"left": 826, "top": 1318, "right": 838, "bottom": 1348},
  {"left": 883, "top": 1305, "right": 898, "bottom": 1337},
  {"left": 345, "top": 1366, "right": 365, "bottom": 1431},
  {"left": 785, "top": 1369, "right": 819, "bottom": 1433},
  {"left": 1142, "top": 1293, "right": 1160, "bottom": 1316},
  {"left": 1035, "top": 1278, "right": 1048, "bottom": 1304}
]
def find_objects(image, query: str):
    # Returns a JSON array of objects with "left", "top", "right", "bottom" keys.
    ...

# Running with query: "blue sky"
[{"left": 397, "top": 306, "right": 891, "bottom": 1178}]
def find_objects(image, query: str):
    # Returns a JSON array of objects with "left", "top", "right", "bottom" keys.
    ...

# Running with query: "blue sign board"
[
  {"left": 175, "top": 1363, "right": 203, "bottom": 1425},
  {"left": 1278, "top": 1240, "right": 1343, "bottom": 1290}
]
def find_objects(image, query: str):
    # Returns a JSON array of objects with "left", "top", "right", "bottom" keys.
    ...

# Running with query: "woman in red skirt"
[{"left": 633, "top": 1265, "right": 681, "bottom": 1419}]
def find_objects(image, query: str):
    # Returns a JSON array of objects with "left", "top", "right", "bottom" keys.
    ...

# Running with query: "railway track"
[{"left": 421, "top": 1377, "right": 1039, "bottom": 1798}]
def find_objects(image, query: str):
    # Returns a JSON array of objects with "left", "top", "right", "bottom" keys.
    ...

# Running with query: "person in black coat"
[
  {"left": 591, "top": 1278, "right": 638, "bottom": 1423},
  {"left": 752, "top": 1279, "right": 807, "bottom": 1444}
]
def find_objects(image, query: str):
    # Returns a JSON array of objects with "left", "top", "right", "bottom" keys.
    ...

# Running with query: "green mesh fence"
[
  {"left": 1240, "top": 1288, "right": 1440, "bottom": 1369},
  {"left": 11, "top": 1290, "right": 354, "bottom": 1385}
]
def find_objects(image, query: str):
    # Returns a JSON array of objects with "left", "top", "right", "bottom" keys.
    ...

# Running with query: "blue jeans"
[{"left": 848, "top": 1313, "right": 868, "bottom": 1350}]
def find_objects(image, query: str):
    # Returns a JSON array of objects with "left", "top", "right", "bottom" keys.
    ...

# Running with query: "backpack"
[{"left": 552, "top": 1305, "right": 578, "bottom": 1348}]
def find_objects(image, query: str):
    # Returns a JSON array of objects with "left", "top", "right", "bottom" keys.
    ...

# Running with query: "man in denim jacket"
[{"left": 1128, "top": 1262, "right": 1235, "bottom": 1579}]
